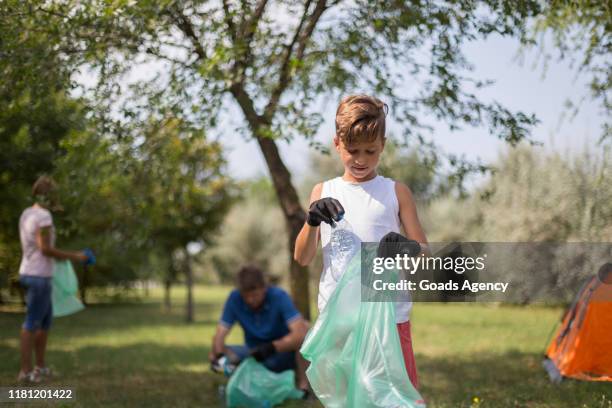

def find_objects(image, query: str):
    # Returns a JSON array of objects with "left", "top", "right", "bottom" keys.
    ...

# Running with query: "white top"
[
  {"left": 18, "top": 206, "right": 55, "bottom": 278},
  {"left": 319, "top": 175, "right": 412, "bottom": 323}
]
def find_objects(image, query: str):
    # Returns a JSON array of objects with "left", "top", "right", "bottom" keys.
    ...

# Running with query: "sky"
[{"left": 220, "top": 34, "right": 604, "bottom": 182}]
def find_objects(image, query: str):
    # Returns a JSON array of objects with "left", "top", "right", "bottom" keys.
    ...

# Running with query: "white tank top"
[{"left": 319, "top": 175, "right": 412, "bottom": 323}]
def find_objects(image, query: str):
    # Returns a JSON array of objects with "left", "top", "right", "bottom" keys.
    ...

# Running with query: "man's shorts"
[
  {"left": 20, "top": 275, "right": 53, "bottom": 331},
  {"left": 227, "top": 345, "right": 296, "bottom": 373}
]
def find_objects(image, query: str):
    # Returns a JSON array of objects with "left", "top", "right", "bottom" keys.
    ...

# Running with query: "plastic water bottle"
[
  {"left": 329, "top": 217, "right": 360, "bottom": 281},
  {"left": 220, "top": 356, "right": 235, "bottom": 376},
  {"left": 212, "top": 356, "right": 236, "bottom": 377}
]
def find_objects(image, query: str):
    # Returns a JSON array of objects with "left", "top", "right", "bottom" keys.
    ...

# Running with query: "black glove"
[
  {"left": 377, "top": 232, "right": 421, "bottom": 259},
  {"left": 250, "top": 342, "right": 276, "bottom": 362},
  {"left": 306, "top": 198, "right": 344, "bottom": 227}
]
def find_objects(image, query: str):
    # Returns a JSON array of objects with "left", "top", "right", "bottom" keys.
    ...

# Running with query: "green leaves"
[
  {"left": 52, "top": 114, "right": 237, "bottom": 287},
  {"left": 529, "top": 0, "right": 610, "bottom": 142},
  {"left": 3, "top": 0, "right": 550, "bottom": 178},
  {"left": 5, "top": 0, "right": 601, "bottom": 298}
]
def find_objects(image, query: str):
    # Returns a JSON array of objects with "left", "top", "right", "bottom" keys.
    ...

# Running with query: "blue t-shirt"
[{"left": 220, "top": 286, "right": 301, "bottom": 348}]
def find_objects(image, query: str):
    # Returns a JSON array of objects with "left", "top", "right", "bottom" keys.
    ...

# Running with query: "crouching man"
[{"left": 209, "top": 265, "right": 310, "bottom": 392}]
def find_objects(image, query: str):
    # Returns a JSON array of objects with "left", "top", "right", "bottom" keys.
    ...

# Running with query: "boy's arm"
[
  {"left": 395, "top": 182, "right": 428, "bottom": 248},
  {"left": 293, "top": 183, "right": 323, "bottom": 266}
]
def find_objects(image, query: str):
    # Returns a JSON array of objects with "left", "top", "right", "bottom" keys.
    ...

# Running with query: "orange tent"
[{"left": 543, "top": 263, "right": 612, "bottom": 382}]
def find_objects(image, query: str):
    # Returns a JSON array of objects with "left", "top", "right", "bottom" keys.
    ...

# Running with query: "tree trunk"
[
  {"left": 230, "top": 85, "right": 310, "bottom": 319},
  {"left": 185, "top": 258, "right": 194, "bottom": 323},
  {"left": 164, "top": 278, "right": 172, "bottom": 311},
  {"left": 256, "top": 136, "right": 310, "bottom": 320}
]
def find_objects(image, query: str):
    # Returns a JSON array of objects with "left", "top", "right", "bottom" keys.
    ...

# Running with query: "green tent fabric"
[
  {"left": 225, "top": 357, "right": 304, "bottom": 407},
  {"left": 300, "top": 248, "right": 426, "bottom": 408},
  {"left": 52, "top": 260, "right": 84, "bottom": 317}
]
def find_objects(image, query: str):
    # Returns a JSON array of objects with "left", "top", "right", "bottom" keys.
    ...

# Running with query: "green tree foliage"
[
  {"left": 1, "top": 0, "right": 546, "bottom": 316},
  {"left": 424, "top": 145, "right": 611, "bottom": 303},
  {"left": 531, "top": 0, "right": 611, "bottom": 141},
  {"left": 481, "top": 146, "right": 611, "bottom": 242},
  {"left": 0, "top": 2, "right": 87, "bottom": 295},
  {"left": 0, "top": 1, "right": 85, "bottom": 299},
  {"left": 52, "top": 116, "right": 236, "bottom": 307},
  {"left": 0, "top": 2, "right": 236, "bottom": 305},
  {"left": 0, "top": 91, "right": 86, "bottom": 297},
  {"left": 425, "top": 145, "right": 612, "bottom": 242}
]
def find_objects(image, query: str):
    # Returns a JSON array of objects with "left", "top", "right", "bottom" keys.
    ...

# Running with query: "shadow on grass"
[
  {"left": 0, "top": 341, "right": 317, "bottom": 408},
  {"left": 417, "top": 350, "right": 611, "bottom": 408},
  {"left": 1, "top": 340, "right": 606, "bottom": 407},
  {"left": 0, "top": 302, "right": 222, "bottom": 339},
  {"left": 2, "top": 300, "right": 606, "bottom": 408}
]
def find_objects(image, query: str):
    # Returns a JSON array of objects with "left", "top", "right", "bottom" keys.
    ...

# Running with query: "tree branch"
[
  {"left": 263, "top": 0, "right": 328, "bottom": 120},
  {"left": 294, "top": 0, "right": 328, "bottom": 61},
  {"left": 240, "top": 0, "right": 269, "bottom": 38},
  {"left": 221, "top": 0, "right": 238, "bottom": 42},
  {"left": 229, "top": 82, "right": 264, "bottom": 129},
  {"left": 34, "top": 4, "right": 71, "bottom": 19},
  {"left": 230, "top": 81, "right": 306, "bottom": 224},
  {"left": 170, "top": 8, "right": 207, "bottom": 61},
  {"left": 145, "top": 48, "right": 197, "bottom": 68},
  {"left": 231, "top": 0, "right": 270, "bottom": 84}
]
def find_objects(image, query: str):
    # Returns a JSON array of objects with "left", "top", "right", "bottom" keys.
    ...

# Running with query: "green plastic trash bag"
[
  {"left": 300, "top": 248, "right": 426, "bottom": 408},
  {"left": 225, "top": 357, "right": 304, "bottom": 408},
  {"left": 52, "top": 260, "right": 84, "bottom": 317}
]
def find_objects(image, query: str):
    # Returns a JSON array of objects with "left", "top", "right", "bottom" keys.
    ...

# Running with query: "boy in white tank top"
[{"left": 294, "top": 94, "right": 428, "bottom": 389}]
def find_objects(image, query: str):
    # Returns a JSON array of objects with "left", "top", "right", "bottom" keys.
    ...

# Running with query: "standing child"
[
  {"left": 17, "top": 175, "right": 94, "bottom": 383},
  {"left": 294, "top": 94, "right": 427, "bottom": 390}
]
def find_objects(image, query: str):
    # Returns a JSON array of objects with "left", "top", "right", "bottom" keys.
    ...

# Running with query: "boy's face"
[{"left": 334, "top": 136, "right": 385, "bottom": 181}]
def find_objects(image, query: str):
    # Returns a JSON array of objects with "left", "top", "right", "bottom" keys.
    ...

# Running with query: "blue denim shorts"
[
  {"left": 20, "top": 275, "right": 53, "bottom": 331},
  {"left": 227, "top": 345, "right": 296, "bottom": 373}
]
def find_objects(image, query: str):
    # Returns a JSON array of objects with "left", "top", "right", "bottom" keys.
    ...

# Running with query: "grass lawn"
[{"left": 0, "top": 285, "right": 610, "bottom": 407}]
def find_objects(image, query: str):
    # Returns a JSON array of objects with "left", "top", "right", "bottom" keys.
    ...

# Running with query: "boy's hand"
[
  {"left": 250, "top": 342, "right": 276, "bottom": 362},
  {"left": 306, "top": 198, "right": 344, "bottom": 227},
  {"left": 377, "top": 232, "right": 421, "bottom": 259}
]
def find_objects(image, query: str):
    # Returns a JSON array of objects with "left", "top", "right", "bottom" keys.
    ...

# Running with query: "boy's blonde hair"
[{"left": 335, "top": 94, "right": 388, "bottom": 145}]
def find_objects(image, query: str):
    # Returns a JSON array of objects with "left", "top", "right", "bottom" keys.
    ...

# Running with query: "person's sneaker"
[
  {"left": 17, "top": 370, "right": 41, "bottom": 383},
  {"left": 34, "top": 366, "right": 53, "bottom": 379}
]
